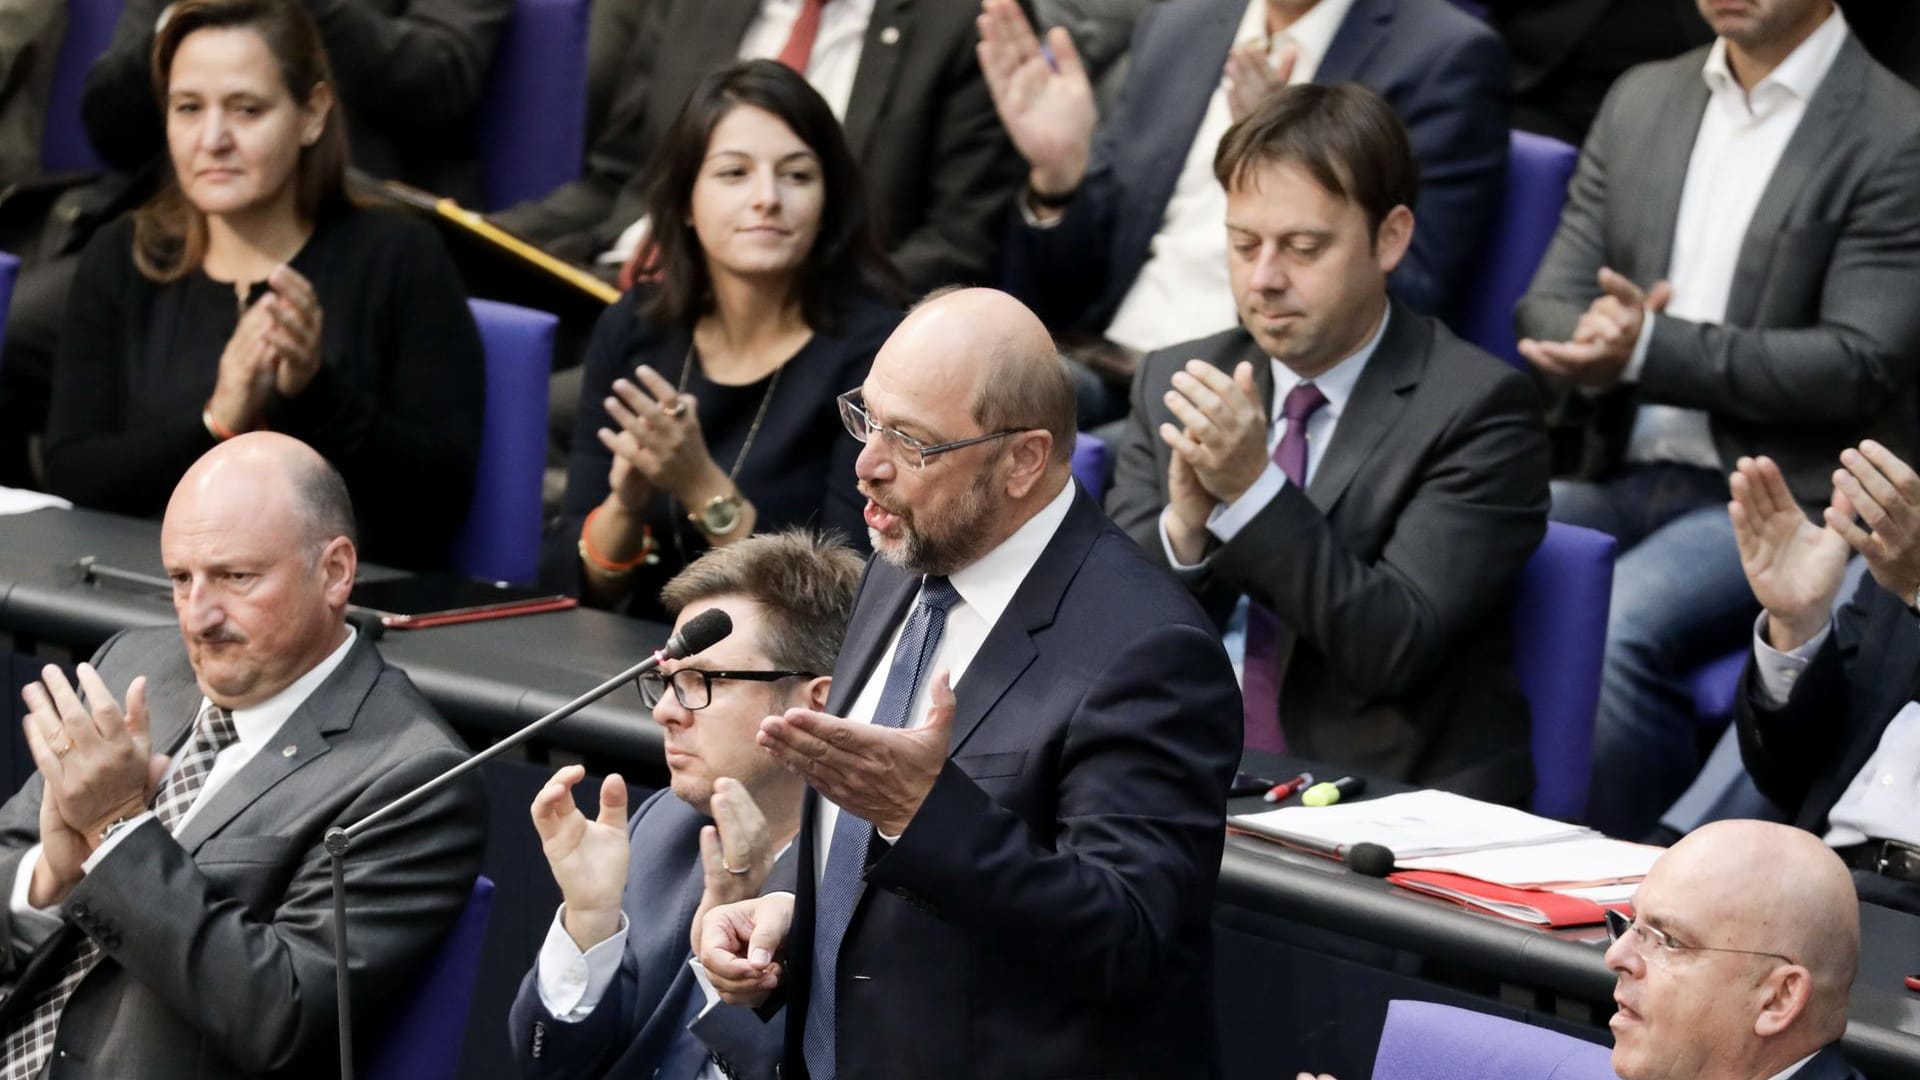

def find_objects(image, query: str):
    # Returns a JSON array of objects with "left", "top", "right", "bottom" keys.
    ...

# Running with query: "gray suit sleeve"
[
  {"left": 1210, "top": 371, "right": 1550, "bottom": 697},
  {"left": 63, "top": 739, "right": 485, "bottom": 1074},
  {"left": 1512, "top": 69, "right": 1616, "bottom": 347},
  {"left": 1635, "top": 132, "right": 1920, "bottom": 425}
]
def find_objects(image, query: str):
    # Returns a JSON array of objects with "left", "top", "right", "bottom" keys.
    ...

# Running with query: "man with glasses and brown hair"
[
  {"left": 512, "top": 528, "right": 863, "bottom": 1080},
  {"left": 1605, "top": 819, "right": 1863, "bottom": 1080}
]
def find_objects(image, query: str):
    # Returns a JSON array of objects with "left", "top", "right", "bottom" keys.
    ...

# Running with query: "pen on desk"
[
  {"left": 1302, "top": 776, "right": 1366, "bottom": 807},
  {"left": 1263, "top": 772, "right": 1314, "bottom": 803},
  {"left": 1229, "top": 772, "right": 1279, "bottom": 798},
  {"left": 1905, "top": 976, "right": 1920, "bottom": 994}
]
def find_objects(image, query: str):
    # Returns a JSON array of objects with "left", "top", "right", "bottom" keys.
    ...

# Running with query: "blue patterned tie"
[{"left": 802, "top": 576, "right": 961, "bottom": 1079}]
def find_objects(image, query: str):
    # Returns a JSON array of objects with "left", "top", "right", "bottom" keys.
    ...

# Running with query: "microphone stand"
[{"left": 323, "top": 640, "right": 684, "bottom": 1079}]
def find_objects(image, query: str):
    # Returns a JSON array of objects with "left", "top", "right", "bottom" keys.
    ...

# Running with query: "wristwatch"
[{"left": 690, "top": 492, "right": 745, "bottom": 538}]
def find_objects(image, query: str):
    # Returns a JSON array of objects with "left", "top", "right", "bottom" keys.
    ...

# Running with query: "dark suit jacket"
[
  {"left": 489, "top": 0, "right": 1020, "bottom": 292},
  {"left": 79, "top": 0, "right": 509, "bottom": 203},
  {"left": 1514, "top": 34, "right": 1920, "bottom": 509},
  {"left": 1003, "top": 0, "right": 1509, "bottom": 328},
  {"left": 0, "top": 627, "right": 487, "bottom": 1079},
  {"left": 1736, "top": 577, "right": 1920, "bottom": 839},
  {"left": 1797, "top": 1043, "right": 1867, "bottom": 1080},
  {"left": 778, "top": 485, "right": 1242, "bottom": 1079},
  {"left": 1107, "top": 304, "right": 1550, "bottom": 802},
  {"left": 508, "top": 788, "right": 786, "bottom": 1080}
]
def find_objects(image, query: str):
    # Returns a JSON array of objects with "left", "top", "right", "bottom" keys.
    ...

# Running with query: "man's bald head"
[
  {"left": 1607, "top": 820, "right": 1858, "bottom": 1080},
  {"left": 891, "top": 288, "right": 1075, "bottom": 469},
  {"left": 1657, "top": 821, "right": 1859, "bottom": 1021},
  {"left": 162, "top": 435, "right": 357, "bottom": 708}
]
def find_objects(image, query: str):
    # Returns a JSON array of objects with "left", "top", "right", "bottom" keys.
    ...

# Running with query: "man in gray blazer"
[
  {"left": 511, "top": 530, "right": 862, "bottom": 1080},
  {"left": 0, "top": 433, "right": 486, "bottom": 1078},
  {"left": 1514, "top": 0, "right": 1920, "bottom": 839},
  {"left": 1107, "top": 83, "right": 1550, "bottom": 803}
]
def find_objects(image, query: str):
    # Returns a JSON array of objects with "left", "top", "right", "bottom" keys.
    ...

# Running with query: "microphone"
[
  {"left": 1343, "top": 841, "right": 1396, "bottom": 878},
  {"left": 322, "top": 607, "right": 731, "bottom": 1079}
]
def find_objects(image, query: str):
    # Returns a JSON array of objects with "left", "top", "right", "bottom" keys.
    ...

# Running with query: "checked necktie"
[
  {"left": 802, "top": 576, "right": 960, "bottom": 1079},
  {"left": 1240, "top": 382, "right": 1327, "bottom": 753},
  {"left": 0, "top": 704, "right": 239, "bottom": 1079}
]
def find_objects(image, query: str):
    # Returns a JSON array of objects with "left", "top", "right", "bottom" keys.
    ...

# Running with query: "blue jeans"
[{"left": 1551, "top": 465, "right": 1759, "bottom": 839}]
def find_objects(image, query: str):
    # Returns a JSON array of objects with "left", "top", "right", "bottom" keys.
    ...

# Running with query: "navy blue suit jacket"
[
  {"left": 1004, "top": 0, "right": 1509, "bottom": 330},
  {"left": 509, "top": 789, "right": 786, "bottom": 1080},
  {"left": 1736, "top": 578, "right": 1920, "bottom": 839},
  {"left": 777, "top": 483, "right": 1243, "bottom": 1079}
]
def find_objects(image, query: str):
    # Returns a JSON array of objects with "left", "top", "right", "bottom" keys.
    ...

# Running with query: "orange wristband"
[
  {"left": 202, "top": 409, "right": 240, "bottom": 441},
  {"left": 581, "top": 504, "right": 656, "bottom": 573}
]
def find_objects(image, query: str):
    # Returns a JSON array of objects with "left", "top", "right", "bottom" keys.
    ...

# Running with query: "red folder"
[{"left": 1387, "top": 870, "right": 1633, "bottom": 928}]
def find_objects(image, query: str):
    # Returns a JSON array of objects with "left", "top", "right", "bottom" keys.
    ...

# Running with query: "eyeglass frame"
[
  {"left": 836, "top": 389, "right": 1025, "bottom": 470},
  {"left": 636, "top": 668, "right": 816, "bottom": 711},
  {"left": 1603, "top": 909, "right": 1797, "bottom": 967}
]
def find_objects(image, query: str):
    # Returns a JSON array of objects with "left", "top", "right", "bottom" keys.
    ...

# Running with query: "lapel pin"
[
  {"left": 282, "top": 745, "right": 298, "bottom": 758},
  {"left": 880, "top": 26, "right": 899, "bottom": 45}
]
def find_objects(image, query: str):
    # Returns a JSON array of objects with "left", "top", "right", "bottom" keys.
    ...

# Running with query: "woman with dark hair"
[
  {"left": 43, "top": 0, "right": 482, "bottom": 571},
  {"left": 547, "top": 59, "right": 904, "bottom": 618}
]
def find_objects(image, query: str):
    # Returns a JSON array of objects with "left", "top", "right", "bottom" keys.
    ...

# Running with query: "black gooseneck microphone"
[
  {"left": 1343, "top": 841, "right": 1397, "bottom": 878},
  {"left": 322, "top": 607, "right": 733, "bottom": 1080}
]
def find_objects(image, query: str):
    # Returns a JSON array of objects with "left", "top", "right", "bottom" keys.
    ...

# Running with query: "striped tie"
[{"left": 0, "top": 704, "right": 239, "bottom": 1078}]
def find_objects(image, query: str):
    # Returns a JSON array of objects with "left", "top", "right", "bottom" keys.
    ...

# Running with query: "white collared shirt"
[
  {"left": 1099, "top": 0, "right": 1353, "bottom": 352},
  {"left": 1750, "top": 612, "right": 1920, "bottom": 848},
  {"left": 1158, "top": 304, "right": 1389, "bottom": 568},
  {"left": 600, "top": 0, "right": 876, "bottom": 266},
  {"left": 812, "top": 479, "right": 1077, "bottom": 883},
  {"left": 1623, "top": 8, "right": 1849, "bottom": 468},
  {"left": 8, "top": 628, "right": 358, "bottom": 949}
]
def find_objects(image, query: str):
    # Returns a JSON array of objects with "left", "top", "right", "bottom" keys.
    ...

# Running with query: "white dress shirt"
[
  {"left": 813, "top": 479, "right": 1076, "bottom": 883},
  {"left": 8, "top": 629, "right": 358, "bottom": 951},
  {"left": 1750, "top": 612, "right": 1920, "bottom": 848},
  {"left": 1158, "top": 305, "right": 1388, "bottom": 569},
  {"left": 1091, "top": 0, "right": 1352, "bottom": 352},
  {"left": 601, "top": 0, "right": 876, "bottom": 265},
  {"left": 1622, "top": 9, "right": 1848, "bottom": 468}
]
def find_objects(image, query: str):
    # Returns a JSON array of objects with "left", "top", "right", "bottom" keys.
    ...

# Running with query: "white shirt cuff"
[
  {"left": 1621, "top": 311, "right": 1656, "bottom": 383},
  {"left": 1207, "top": 464, "right": 1287, "bottom": 544},
  {"left": 1751, "top": 612, "right": 1830, "bottom": 709},
  {"left": 1158, "top": 508, "right": 1210, "bottom": 575},
  {"left": 1016, "top": 193, "right": 1066, "bottom": 230},
  {"left": 81, "top": 811, "right": 156, "bottom": 874},
  {"left": 8, "top": 844, "right": 64, "bottom": 951},
  {"left": 688, "top": 955, "right": 723, "bottom": 1017},
  {"left": 535, "top": 905, "right": 630, "bottom": 1021}
]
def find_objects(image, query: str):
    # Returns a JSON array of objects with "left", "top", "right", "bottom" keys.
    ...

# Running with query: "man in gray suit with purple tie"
[{"left": 1106, "top": 83, "right": 1551, "bottom": 804}]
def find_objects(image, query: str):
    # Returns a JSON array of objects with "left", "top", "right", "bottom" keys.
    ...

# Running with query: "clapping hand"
[
  {"left": 689, "top": 778, "right": 779, "bottom": 955},
  {"left": 1826, "top": 440, "right": 1920, "bottom": 609},
  {"left": 264, "top": 265, "right": 325, "bottom": 398},
  {"left": 1518, "top": 268, "right": 1672, "bottom": 390},
  {"left": 1729, "top": 456, "right": 1849, "bottom": 653},
  {"left": 976, "top": 0, "right": 1096, "bottom": 203},
  {"left": 1224, "top": 39, "right": 1298, "bottom": 123},
  {"left": 598, "top": 364, "right": 725, "bottom": 511},
  {"left": 531, "top": 766, "right": 631, "bottom": 950},
  {"left": 1158, "top": 360, "right": 1270, "bottom": 505}
]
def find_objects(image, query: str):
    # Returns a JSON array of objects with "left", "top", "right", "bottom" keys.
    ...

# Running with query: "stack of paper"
[
  {"left": 1397, "top": 835, "right": 1663, "bottom": 888},
  {"left": 1229, "top": 789, "right": 1589, "bottom": 859}
]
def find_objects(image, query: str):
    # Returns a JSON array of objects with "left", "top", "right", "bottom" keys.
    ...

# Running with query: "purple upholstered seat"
[
  {"left": 1370, "top": 1000, "right": 1619, "bottom": 1080},
  {"left": 1511, "top": 522, "right": 1617, "bottom": 820}
]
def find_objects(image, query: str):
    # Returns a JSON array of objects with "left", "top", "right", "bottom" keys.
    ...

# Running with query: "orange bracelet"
[
  {"left": 202, "top": 409, "right": 241, "bottom": 441},
  {"left": 580, "top": 504, "right": 656, "bottom": 573}
]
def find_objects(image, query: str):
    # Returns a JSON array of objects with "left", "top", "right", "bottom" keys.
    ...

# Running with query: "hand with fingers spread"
[
  {"left": 19, "top": 663, "right": 167, "bottom": 905},
  {"left": 975, "top": 0, "right": 1096, "bottom": 203},
  {"left": 698, "top": 892, "right": 793, "bottom": 1007},
  {"left": 263, "top": 264, "right": 326, "bottom": 398},
  {"left": 689, "top": 777, "right": 777, "bottom": 955},
  {"left": 1223, "top": 40, "right": 1298, "bottom": 123},
  {"left": 1159, "top": 359, "right": 1270, "bottom": 506},
  {"left": 1518, "top": 267, "right": 1672, "bottom": 389},
  {"left": 1729, "top": 455, "right": 1850, "bottom": 653},
  {"left": 1825, "top": 440, "right": 1920, "bottom": 609},
  {"left": 597, "top": 363, "right": 729, "bottom": 511},
  {"left": 757, "top": 671, "right": 956, "bottom": 838},
  {"left": 530, "top": 765, "right": 631, "bottom": 951}
]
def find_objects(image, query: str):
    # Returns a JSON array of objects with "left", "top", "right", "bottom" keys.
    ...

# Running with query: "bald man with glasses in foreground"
[{"left": 1604, "top": 819, "right": 1863, "bottom": 1080}]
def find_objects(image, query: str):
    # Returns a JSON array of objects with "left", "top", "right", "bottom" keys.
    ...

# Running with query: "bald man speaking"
[
  {"left": 697, "top": 288, "right": 1243, "bottom": 1079},
  {"left": 0, "top": 433, "right": 485, "bottom": 1077},
  {"left": 1606, "top": 820, "right": 1863, "bottom": 1080}
]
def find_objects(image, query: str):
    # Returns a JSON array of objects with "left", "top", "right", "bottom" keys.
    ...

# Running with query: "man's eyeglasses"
[
  {"left": 837, "top": 390, "right": 1022, "bottom": 471},
  {"left": 636, "top": 668, "right": 814, "bottom": 711},
  {"left": 1603, "top": 909, "right": 1795, "bottom": 967}
]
